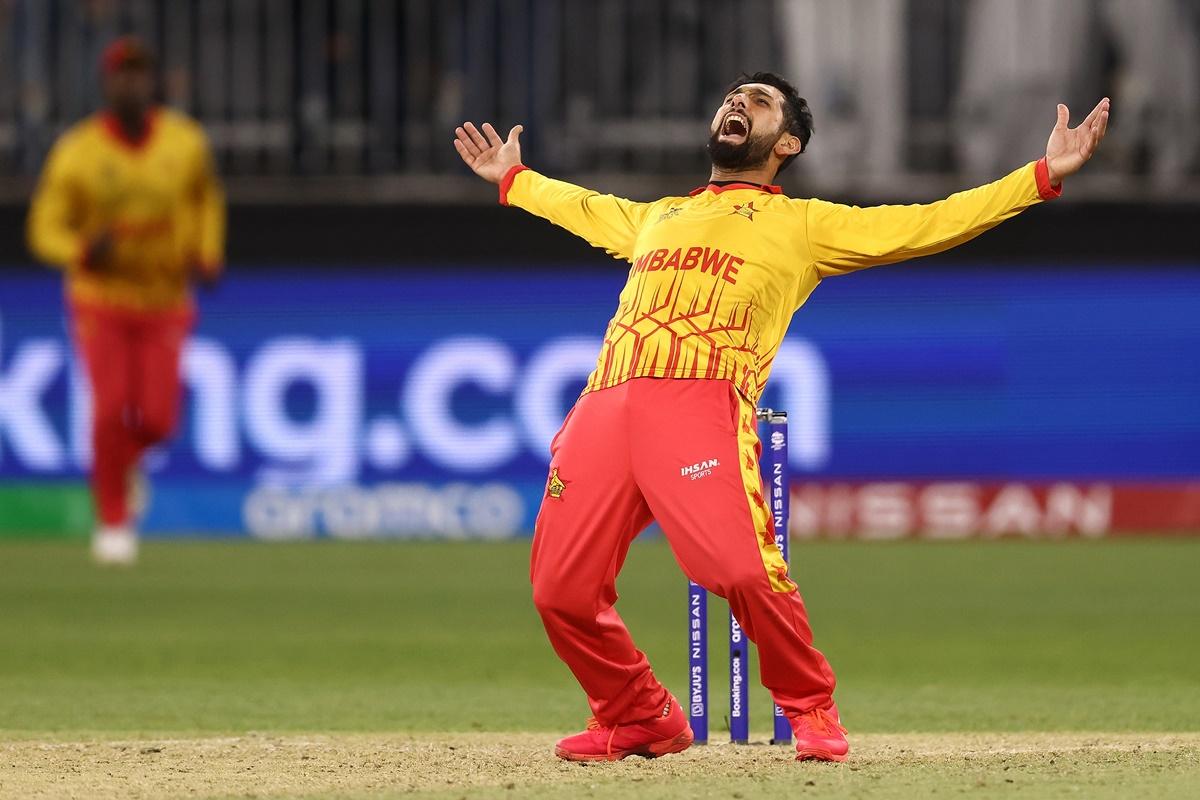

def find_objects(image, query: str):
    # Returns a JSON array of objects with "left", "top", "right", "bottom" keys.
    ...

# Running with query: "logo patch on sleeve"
[{"left": 546, "top": 468, "right": 568, "bottom": 499}]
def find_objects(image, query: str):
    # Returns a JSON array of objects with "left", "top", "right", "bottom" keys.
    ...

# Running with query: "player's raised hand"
[
  {"left": 1045, "top": 98, "right": 1110, "bottom": 185},
  {"left": 454, "top": 122, "right": 523, "bottom": 184}
]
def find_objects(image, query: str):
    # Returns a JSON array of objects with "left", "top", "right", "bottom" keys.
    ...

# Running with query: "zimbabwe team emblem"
[{"left": 546, "top": 468, "right": 567, "bottom": 499}]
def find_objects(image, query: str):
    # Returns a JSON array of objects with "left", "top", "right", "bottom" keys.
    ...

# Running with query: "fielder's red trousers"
[
  {"left": 531, "top": 377, "right": 837, "bottom": 725},
  {"left": 71, "top": 300, "right": 193, "bottom": 526}
]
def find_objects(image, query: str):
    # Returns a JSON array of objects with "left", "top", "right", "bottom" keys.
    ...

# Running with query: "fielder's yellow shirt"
[
  {"left": 27, "top": 107, "right": 226, "bottom": 311},
  {"left": 501, "top": 160, "right": 1060, "bottom": 404}
]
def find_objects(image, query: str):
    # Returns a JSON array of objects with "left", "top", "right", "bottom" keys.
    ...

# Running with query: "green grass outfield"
[{"left": 1, "top": 538, "right": 1198, "bottom": 798}]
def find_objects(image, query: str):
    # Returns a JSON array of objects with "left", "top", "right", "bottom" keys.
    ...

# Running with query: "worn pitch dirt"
[{"left": 1, "top": 732, "right": 1197, "bottom": 800}]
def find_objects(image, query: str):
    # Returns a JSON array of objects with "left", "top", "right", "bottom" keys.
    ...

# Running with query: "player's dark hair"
[{"left": 725, "top": 71, "right": 813, "bottom": 173}]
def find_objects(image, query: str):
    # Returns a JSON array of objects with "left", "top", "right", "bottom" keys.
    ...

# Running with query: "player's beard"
[{"left": 706, "top": 126, "right": 777, "bottom": 173}]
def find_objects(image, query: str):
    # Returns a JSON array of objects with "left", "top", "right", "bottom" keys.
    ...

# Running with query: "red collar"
[
  {"left": 100, "top": 108, "right": 159, "bottom": 151},
  {"left": 689, "top": 181, "right": 783, "bottom": 196}
]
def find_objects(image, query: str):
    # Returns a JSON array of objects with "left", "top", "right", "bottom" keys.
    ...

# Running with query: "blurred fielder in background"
[
  {"left": 455, "top": 73, "right": 1109, "bottom": 763},
  {"left": 27, "top": 36, "right": 226, "bottom": 565}
]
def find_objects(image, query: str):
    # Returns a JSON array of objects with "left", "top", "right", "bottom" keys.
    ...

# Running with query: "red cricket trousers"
[
  {"left": 71, "top": 301, "right": 193, "bottom": 526},
  {"left": 531, "top": 377, "right": 837, "bottom": 725}
]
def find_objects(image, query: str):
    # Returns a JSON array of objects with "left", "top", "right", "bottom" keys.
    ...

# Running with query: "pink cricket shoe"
[
  {"left": 554, "top": 695, "right": 694, "bottom": 762},
  {"left": 790, "top": 704, "right": 849, "bottom": 762}
]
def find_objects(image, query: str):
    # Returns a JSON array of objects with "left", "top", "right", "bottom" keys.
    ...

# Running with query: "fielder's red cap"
[{"left": 101, "top": 36, "right": 153, "bottom": 75}]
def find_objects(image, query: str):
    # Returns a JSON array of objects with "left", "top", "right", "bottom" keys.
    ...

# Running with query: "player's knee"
[
  {"left": 532, "top": 578, "right": 589, "bottom": 622},
  {"left": 91, "top": 402, "right": 125, "bottom": 435},
  {"left": 138, "top": 410, "right": 177, "bottom": 445},
  {"left": 710, "top": 564, "right": 769, "bottom": 600},
  {"left": 531, "top": 580, "right": 566, "bottom": 615}
]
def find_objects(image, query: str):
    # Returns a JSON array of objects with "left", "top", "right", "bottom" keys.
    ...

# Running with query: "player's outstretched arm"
[
  {"left": 452, "top": 120, "right": 655, "bottom": 262},
  {"left": 453, "top": 121, "right": 524, "bottom": 184},
  {"left": 807, "top": 99, "right": 1111, "bottom": 278}
]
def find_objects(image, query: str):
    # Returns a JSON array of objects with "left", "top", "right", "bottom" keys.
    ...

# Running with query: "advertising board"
[{"left": 2, "top": 266, "right": 1197, "bottom": 538}]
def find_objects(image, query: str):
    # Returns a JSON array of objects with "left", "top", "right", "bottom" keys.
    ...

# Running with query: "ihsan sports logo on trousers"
[{"left": 681, "top": 458, "right": 720, "bottom": 481}]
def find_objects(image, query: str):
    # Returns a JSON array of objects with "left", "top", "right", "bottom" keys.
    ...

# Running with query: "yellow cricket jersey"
[
  {"left": 27, "top": 107, "right": 226, "bottom": 312},
  {"left": 501, "top": 160, "right": 1061, "bottom": 404}
]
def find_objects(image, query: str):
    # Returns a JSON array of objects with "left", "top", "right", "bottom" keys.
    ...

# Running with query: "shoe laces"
[
  {"left": 585, "top": 716, "right": 620, "bottom": 755},
  {"left": 796, "top": 707, "right": 847, "bottom": 736}
]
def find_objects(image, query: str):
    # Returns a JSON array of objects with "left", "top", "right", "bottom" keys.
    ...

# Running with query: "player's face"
[
  {"left": 104, "top": 66, "right": 153, "bottom": 120},
  {"left": 707, "top": 83, "right": 789, "bottom": 172}
]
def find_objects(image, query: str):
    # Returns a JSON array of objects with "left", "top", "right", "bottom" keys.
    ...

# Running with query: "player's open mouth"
[{"left": 719, "top": 112, "right": 749, "bottom": 143}]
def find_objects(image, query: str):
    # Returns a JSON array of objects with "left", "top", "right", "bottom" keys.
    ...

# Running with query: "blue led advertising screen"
[{"left": 1, "top": 265, "right": 1197, "bottom": 537}]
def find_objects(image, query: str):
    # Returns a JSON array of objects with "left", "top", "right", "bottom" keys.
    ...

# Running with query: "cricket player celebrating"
[
  {"left": 454, "top": 72, "right": 1109, "bottom": 762},
  {"left": 28, "top": 37, "right": 226, "bottom": 565}
]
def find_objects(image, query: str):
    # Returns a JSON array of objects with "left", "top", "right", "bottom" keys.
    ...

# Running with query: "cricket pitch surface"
[{"left": 3, "top": 732, "right": 1198, "bottom": 799}]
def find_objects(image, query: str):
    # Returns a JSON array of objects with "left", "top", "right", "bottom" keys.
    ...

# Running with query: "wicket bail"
[{"left": 687, "top": 408, "right": 791, "bottom": 745}]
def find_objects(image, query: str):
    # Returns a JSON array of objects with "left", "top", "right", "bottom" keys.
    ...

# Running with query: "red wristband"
[
  {"left": 499, "top": 164, "right": 529, "bottom": 206},
  {"left": 1034, "top": 158, "right": 1062, "bottom": 201}
]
